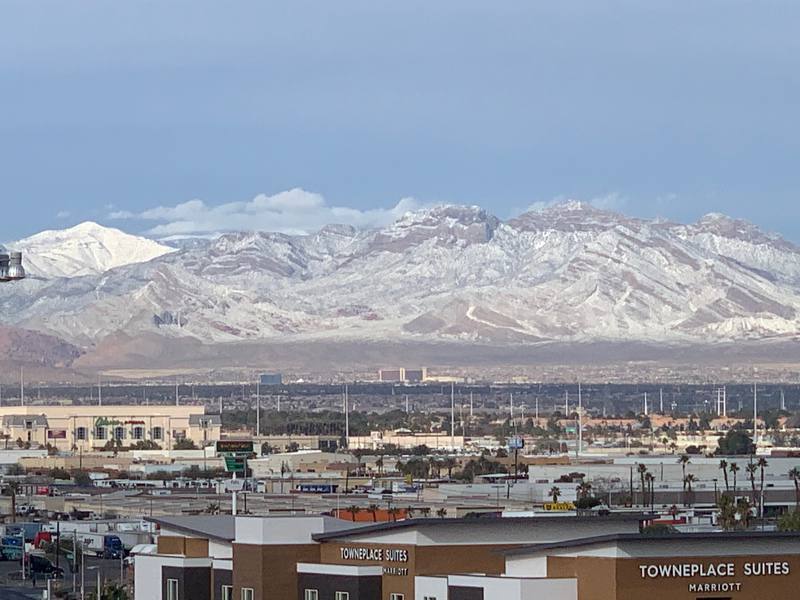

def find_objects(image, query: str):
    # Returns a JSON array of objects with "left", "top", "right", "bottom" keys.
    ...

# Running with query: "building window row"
[{"left": 79, "top": 426, "right": 164, "bottom": 442}]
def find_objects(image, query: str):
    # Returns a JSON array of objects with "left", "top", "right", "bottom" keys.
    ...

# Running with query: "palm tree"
[
  {"left": 442, "top": 457, "right": 457, "bottom": 480},
  {"left": 576, "top": 481, "right": 592, "bottom": 499},
  {"left": 405, "top": 506, "right": 415, "bottom": 519},
  {"left": 668, "top": 442, "right": 677, "bottom": 454},
  {"left": 346, "top": 505, "right": 361, "bottom": 521},
  {"left": 789, "top": 468, "right": 800, "bottom": 510},
  {"left": 4, "top": 481, "right": 20, "bottom": 523},
  {"left": 757, "top": 457, "right": 769, "bottom": 498},
  {"left": 678, "top": 455, "right": 690, "bottom": 491},
  {"left": 387, "top": 507, "right": 401, "bottom": 522},
  {"left": 375, "top": 457, "right": 384, "bottom": 477},
  {"left": 645, "top": 472, "right": 655, "bottom": 509},
  {"left": 719, "top": 459, "right": 729, "bottom": 492},
  {"left": 637, "top": 464, "right": 649, "bottom": 507},
  {"left": 436, "top": 507, "right": 448, "bottom": 519},
  {"left": 661, "top": 437, "right": 669, "bottom": 453},
  {"left": 746, "top": 462, "right": 758, "bottom": 505},
  {"left": 367, "top": 503, "right": 380, "bottom": 522},
  {"left": 684, "top": 474, "right": 697, "bottom": 506},
  {"left": 729, "top": 462, "right": 740, "bottom": 493},
  {"left": 736, "top": 497, "right": 754, "bottom": 529},
  {"left": 549, "top": 486, "right": 561, "bottom": 503},
  {"left": 419, "top": 506, "right": 432, "bottom": 518}
]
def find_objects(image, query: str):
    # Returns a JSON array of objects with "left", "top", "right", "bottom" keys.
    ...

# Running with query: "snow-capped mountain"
[
  {"left": 10, "top": 221, "right": 175, "bottom": 278},
  {"left": 2, "top": 204, "right": 800, "bottom": 350}
]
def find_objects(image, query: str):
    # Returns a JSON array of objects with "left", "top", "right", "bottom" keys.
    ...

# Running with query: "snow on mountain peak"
[
  {"left": 370, "top": 204, "right": 499, "bottom": 251},
  {"left": 13, "top": 221, "right": 176, "bottom": 278}
]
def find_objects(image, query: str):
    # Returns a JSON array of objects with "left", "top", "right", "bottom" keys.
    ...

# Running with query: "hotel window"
[
  {"left": 221, "top": 586, "right": 233, "bottom": 600},
  {"left": 166, "top": 578, "right": 178, "bottom": 600},
  {"left": 423, "top": 597, "right": 437, "bottom": 600},
  {"left": 132, "top": 426, "right": 144, "bottom": 440},
  {"left": 241, "top": 589, "right": 254, "bottom": 600},
  {"left": 304, "top": 590, "right": 319, "bottom": 600},
  {"left": 335, "top": 593, "right": 349, "bottom": 600},
  {"left": 390, "top": 595, "right": 404, "bottom": 600},
  {"left": 76, "top": 427, "right": 87, "bottom": 441},
  {"left": 114, "top": 426, "right": 125, "bottom": 441},
  {"left": 95, "top": 426, "right": 107, "bottom": 440},
  {"left": 152, "top": 426, "right": 163, "bottom": 440}
]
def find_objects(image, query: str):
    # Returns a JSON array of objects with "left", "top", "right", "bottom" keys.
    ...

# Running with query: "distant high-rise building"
[
  {"left": 259, "top": 373, "right": 283, "bottom": 386},
  {"left": 378, "top": 368, "right": 427, "bottom": 382}
]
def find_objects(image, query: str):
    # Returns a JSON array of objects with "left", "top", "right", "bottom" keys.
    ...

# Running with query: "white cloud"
[
  {"left": 109, "top": 188, "right": 424, "bottom": 237},
  {"left": 55, "top": 210, "right": 71, "bottom": 219}
]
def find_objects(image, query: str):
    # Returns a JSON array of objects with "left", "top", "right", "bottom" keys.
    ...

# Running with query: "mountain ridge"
[{"left": 2, "top": 204, "right": 800, "bottom": 354}]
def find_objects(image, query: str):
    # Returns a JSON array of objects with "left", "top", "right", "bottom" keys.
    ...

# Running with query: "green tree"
[
  {"left": 716, "top": 429, "right": 755, "bottom": 455},
  {"left": 174, "top": 438, "right": 197, "bottom": 450},
  {"left": 778, "top": 511, "right": 800, "bottom": 532},
  {"left": 549, "top": 486, "right": 561, "bottom": 503}
]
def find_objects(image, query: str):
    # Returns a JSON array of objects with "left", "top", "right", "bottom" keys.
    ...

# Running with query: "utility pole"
[
  {"left": 643, "top": 392, "right": 648, "bottom": 416},
  {"left": 175, "top": 380, "right": 179, "bottom": 407},
  {"left": 753, "top": 382, "right": 758, "bottom": 447},
  {"left": 98, "top": 377, "right": 102, "bottom": 407},
  {"left": 450, "top": 382, "right": 455, "bottom": 446},
  {"left": 19, "top": 366, "right": 24, "bottom": 406},
  {"left": 256, "top": 380, "right": 260, "bottom": 437},
  {"left": 564, "top": 390, "right": 568, "bottom": 416},
  {"left": 344, "top": 384, "right": 350, "bottom": 448},
  {"left": 469, "top": 391, "right": 474, "bottom": 418},
  {"left": 577, "top": 383, "right": 582, "bottom": 456},
  {"left": 659, "top": 388, "right": 663, "bottom": 413}
]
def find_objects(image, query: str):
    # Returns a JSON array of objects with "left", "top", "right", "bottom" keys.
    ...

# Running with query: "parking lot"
[{"left": 0, "top": 554, "right": 127, "bottom": 599}]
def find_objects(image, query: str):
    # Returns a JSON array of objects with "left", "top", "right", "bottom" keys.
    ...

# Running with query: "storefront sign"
[
  {"left": 638, "top": 561, "right": 790, "bottom": 579},
  {"left": 340, "top": 547, "right": 409, "bottom": 563},
  {"left": 47, "top": 430, "right": 67, "bottom": 439},
  {"left": 543, "top": 502, "right": 575, "bottom": 511},
  {"left": 95, "top": 417, "right": 122, "bottom": 428},
  {"left": 638, "top": 560, "right": 791, "bottom": 593}
]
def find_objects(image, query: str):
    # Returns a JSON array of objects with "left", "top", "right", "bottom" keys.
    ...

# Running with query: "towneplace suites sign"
[
  {"left": 339, "top": 546, "right": 410, "bottom": 576},
  {"left": 638, "top": 560, "right": 791, "bottom": 594}
]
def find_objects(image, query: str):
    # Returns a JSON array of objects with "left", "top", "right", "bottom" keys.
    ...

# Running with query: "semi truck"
[{"left": 76, "top": 533, "right": 124, "bottom": 559}]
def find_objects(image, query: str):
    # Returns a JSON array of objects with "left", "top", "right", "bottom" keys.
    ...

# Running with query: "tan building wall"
[
  {"left": 233, "top": 543, "right": 320, "bottom": 600},
  {"left": 548, "top": 554, "right": 800, "bottom": 600},
  {"left": 0, "top": 405, "right": 220, "bottom": 452},
  {"left": 320, "top": 541, "right": 519, "bottom": 600}
]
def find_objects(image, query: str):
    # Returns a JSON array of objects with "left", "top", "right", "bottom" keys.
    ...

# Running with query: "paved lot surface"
[{"left": 0, "top": 555, "right": 127, "bottom": 600}]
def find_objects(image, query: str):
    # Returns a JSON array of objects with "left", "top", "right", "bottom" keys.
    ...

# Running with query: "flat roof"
[
  {"left": 503, "top": 531, "right": 800, "bottom": 557},
  {"left": 147, "top": 516, "right": 236, "bottom": 542},
  {"left": 312, "top": 513, "right": 652, "bottom": 542}
]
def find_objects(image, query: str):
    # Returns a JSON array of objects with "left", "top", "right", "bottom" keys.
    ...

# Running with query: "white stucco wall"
[{"left": 415, "top": 576, "right": 448, "bottom": 600}]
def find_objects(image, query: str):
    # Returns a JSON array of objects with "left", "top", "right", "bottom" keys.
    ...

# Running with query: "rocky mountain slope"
[
  {"left": 10, "top": 221, "right": 175, "bottom": 278},
  {"left": 2, "top": 203, "right": 800, "bottom": 352}
]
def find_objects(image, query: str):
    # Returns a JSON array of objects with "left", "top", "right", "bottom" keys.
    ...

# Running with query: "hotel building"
[{"left": 0, "top": 405, "right": 221, "bottom": 451}]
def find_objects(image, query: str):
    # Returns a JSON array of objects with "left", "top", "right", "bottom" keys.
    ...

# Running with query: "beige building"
[
  {"left": 0, "top": 405, "right": 221, "bottom": 452},
  {"left": 348, "top": 429, "right": 465, "bottom": 450}
]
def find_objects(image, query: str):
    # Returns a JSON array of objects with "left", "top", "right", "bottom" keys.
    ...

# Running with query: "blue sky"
[{"left": 2, "top": 1, "right": 800, "bottom": 241}]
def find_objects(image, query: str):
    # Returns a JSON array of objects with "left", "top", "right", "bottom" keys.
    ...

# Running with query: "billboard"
[{"left": 216, "top": 440, "right": 255, "bottom": 454}]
